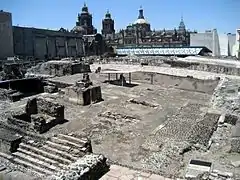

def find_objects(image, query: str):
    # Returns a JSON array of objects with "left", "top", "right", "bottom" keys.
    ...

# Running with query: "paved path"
[{"left": 100, "top": 165, "right": 172, "bottom": 180}]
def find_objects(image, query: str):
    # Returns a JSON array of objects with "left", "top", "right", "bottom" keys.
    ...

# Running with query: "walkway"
[{"left": 100, "top": 165, "right": 172, "bottom": 180}]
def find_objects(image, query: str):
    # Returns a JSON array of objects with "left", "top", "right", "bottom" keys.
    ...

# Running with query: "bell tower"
[{"left": 101, "top": 10, "right": 115, "bottom": 39}]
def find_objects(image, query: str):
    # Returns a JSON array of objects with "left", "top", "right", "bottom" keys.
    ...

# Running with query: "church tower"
[
  {"left": 74, "top": 3, "right": 97, "bottom": 35},
  {"left": 178, "top": 16, "right": 186, "bottom": 32},
  {"left": 101, "top": 10, "right": 115, "bottom": 40}
]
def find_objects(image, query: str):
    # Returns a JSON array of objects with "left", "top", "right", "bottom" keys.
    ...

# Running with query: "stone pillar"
[
  {"left": 75, "top": 38, "right": 78, "bottom": 57},
  {"left": 129, "top": 73, "right": 131, "bottom": 84},
  {"left": 65, "top": 38, "right": 69, "bottom": 57},
  {"left": 236, "top": 29, "right": 240, "bottom": 59},
  {"left": 212, "top": 29, "right": 217, "bottom": 57},
  {"left": 151, "top": 73, "right": 154, "bottom": 84}
]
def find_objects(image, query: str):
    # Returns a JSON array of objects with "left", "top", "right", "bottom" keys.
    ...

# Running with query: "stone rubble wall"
[
  {"left": 36, "top": 97, "right": 64, "bottom": 119},
  {"left": 64, "top": 85, "right": 102, "bottom": 106},
  {"left": 49, "top": 154, "right": 109, "bottom": 180},
  {"left": 25, "top": 61, "right": 91, "bottom": 78},
  {"left": 100, "top": 57, "right": 240, "bottom": 76}
]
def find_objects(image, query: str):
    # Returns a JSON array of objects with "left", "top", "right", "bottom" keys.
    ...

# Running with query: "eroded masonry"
[{"left": 0, "top": 56, "right": 240, "bottom": 180}]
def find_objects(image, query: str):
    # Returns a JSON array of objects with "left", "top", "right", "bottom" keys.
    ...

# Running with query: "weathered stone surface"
[
  {"left": 0, "top": 128, "right": 22, "bottom": 153},
  {"left": 230, "top": 137, "right": 240, "bottom": 153},
  {"left": 25, "top": 98, "right": 37, "bottom": 115},
  {"left": 91, "top": 86, "right": 102, "bottom": 103},
  {"left": 37, "top": 97, "right": 64, "bottom": 119},
  {"left": 44, "top": 85, "right": 58, "bottom": 94},
  {"left": 31, "top": 114, "right": 46, "bottom": 133},
  {"left": 49, "top": 154, "right": 109, "bottom": 180},
  {"left": 26, "top": 60, "right": 91, "bottom": 78}
]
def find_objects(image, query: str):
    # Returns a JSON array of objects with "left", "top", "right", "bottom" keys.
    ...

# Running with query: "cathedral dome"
[
  {"left": 72, "top": 26, "right": 86, "bottom": 34},
  {"left": 134, "top": 6, "right": 149, "bottom": 25},
  {"left": 134, "top": 18, "right": 149, "bottom": 25}
]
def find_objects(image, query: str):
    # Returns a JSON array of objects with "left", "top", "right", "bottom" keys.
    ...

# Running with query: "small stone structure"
[
  {"left": 231, "top": 119, "right": 240, "bottom": 153},
  {"left": 0, "top": 128, "right": 22, "bottom": 153},
  {"left": 50, "top": 154, "right": 109, "bottom": 180},
  {"left": 63, "top": 73, "right": 102, "bottom": 105},
  {"left": 26, "top": 60, "right": 91, "bottom": 78},
  {"left": 7, "top": 97, "right": 65, "bottom": 134}
]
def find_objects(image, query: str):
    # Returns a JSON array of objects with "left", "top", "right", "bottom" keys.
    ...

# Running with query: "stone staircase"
[{"left": 0, "top": 134, "right": 92, "bottom": 176}]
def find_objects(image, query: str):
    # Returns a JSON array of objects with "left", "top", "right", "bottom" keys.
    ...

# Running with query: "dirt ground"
[{"left": 1, "top": 64, "right": 239, "bottom": 178}]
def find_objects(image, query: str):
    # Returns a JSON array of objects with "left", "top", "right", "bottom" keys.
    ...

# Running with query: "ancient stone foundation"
[
  {"left": 65, "top": 85, "right": 102, "bottom": 105},
  {"left": 0, "top": 128, "right": 22, "bottom": 153},
  {"left": 231, "top": 120, "right": 240, "bottom": 153},
  {"left": 7, "top": 97, "right": 65, "bottom": 134},
  {"left": 50, "top": 154, "right": 109, "bottom": 180},
  {"left": 26, "top": 60, "right": 91, "bottom": 78}
]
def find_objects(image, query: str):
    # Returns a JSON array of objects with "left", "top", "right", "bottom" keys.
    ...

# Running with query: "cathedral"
[
  {"left": 103, "top": 6, "right": 191, "bottom": 47},
  {"left": 72, "top": 3, "right": 97, "bottom": 35},
  {"left": 71, "top": 3, "right": 192, "bottom": 54}
]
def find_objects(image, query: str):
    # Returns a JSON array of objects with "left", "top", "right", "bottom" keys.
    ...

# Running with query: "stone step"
[
  {"left": 58, "top": 134, "right": 88, "bottom": 146},
  {"left": 51, "top": 136, "right": 85, "bottom": 149},
  {"left": 13, "top": 157, "right": 54, "bottom": 175},
  {"left": 45, "top": 140, "right": 71, "bottom": 152},
  {"left": 13, "top": 152, "right": 60, "bottom": 172},
  {"left": 0, "top": 151, "right": 13, "bottom": 160},
  {"left": 41, "top": 145, "right": 78, "bottom": 161},
  {"left": 19, "top": 143, "right": 72, "bottom": 165},
  {"left": 17, "top": 148, "right": 65, "bottom": 169}
]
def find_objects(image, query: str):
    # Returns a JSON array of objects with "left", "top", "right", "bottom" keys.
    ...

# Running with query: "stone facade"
[
  {"left": 0, "top": 10, "right": 14, "bottom": 59},
  {"left": 105, "top": 7, "right": 190, "bottom": 48},
  {"left": 13, "top": 26, "right": 85, "bottom": 59}
]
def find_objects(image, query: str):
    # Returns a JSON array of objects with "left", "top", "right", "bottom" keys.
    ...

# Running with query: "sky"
[{"left": 1, "top": 0, "right": 239, "bottom": 34}]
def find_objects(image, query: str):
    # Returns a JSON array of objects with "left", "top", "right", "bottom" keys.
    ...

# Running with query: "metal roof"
[
  {"left": 116, "top": 46, "right": 211, "bottom": 56},
  {"left": 101, "top": 70, "right": 137, "bottom": 74}
]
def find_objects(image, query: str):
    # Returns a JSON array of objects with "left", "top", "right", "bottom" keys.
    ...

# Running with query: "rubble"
[
  {"left": 49, "top": 154, "right": 109, "bottom": 180},
  {"left": 25, "top": 60, "right": 91, "bottom": 78},
  {"left": 128, "top": 98, "right": 159, "bottom": 108}
]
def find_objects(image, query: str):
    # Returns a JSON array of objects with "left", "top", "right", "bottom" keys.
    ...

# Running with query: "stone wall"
[
  {"left": 26, "top": 60, "right": 91, "bottom": 78},
  {"left": 0, "top": 11, "right": 14, "bottom": 59},
  {"left": 13, "top": 26, "right": 84, "bottom": 59},
  {"left": 64, "top": 85, "right": 102, "bottom": 106}
]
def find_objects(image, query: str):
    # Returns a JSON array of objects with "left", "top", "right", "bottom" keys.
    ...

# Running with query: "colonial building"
[
  {"left": 72, "top": 3, "right": 97, "bottom": 35},
  {"left": 0, "top": 10, "right": 14, "bottom": 59},
  {"left": 103, "top": 7, "right": 191, "bottom": 48},
  {"left": 101, "top": 10, "right": 115, "bottom": 40}
]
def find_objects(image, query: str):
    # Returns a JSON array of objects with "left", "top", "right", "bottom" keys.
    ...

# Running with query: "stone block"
[
  {"left": 25, "top": 98, "right": 38, "bottom": 115},
  {"left": 0, "top": 128, "right": 22, "bottom": 153},
  {"left": 44, "top": 85, "right": 58, "bottom": 93},
  {"left": 31, "top": 114, "right": 46, "bottom": 133},
  {"left": 230, "top": 137, "right": 240, "bottom": 153},
  {"left": 65, "top": 86, "right": 91, "bottom": 106},
  {"left": 91, "top": 86, "right": 102, "bottom": 103},
  {"left": 225, "top": 114, "right": 238, "bottom": 125},
  {"left": 37, "top": 97, "right": 64, "bottom": 119}
]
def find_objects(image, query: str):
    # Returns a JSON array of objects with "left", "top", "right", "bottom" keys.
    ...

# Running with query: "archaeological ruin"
[{"left": 0, "top": 55, "right": 239, "bottom": 180}]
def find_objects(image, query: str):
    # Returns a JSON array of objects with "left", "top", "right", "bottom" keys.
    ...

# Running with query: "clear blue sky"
[{"left": 1, "top": 0, "right": 239, "bottom": 34}]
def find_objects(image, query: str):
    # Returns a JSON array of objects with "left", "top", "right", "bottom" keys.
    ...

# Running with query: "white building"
[{"left": 190, "top": 29, "right": 236, "bottom": 57}]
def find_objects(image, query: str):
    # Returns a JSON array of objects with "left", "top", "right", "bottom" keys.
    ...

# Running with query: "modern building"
[
  {"left": 190, "top": 29, "right": 237, "bottom": 57},
  {"left": 235, "top": 29, "right": 240, "bottom": 58},
  {"left": 0, "top": 10, "right": 14, "bottom": 59}
]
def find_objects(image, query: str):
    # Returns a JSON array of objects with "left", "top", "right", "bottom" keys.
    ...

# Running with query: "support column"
[
  {"left": 129, "top": 72, "right": 131, "bottom": 84},
  {"left": 151, "top": 73, "right": 154, "bottom": 84},
  {"left": 116, "top": 73, "right": 118, "bottom": 80},
  {"left": 65, "top": 38, "right": 69, "bottom": 57},
  {"left": 108, "top": 73, "right": 110, "bottom": 82},
  {"left": 75, "top": 38, "right": 78, "bottom": 57}
]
